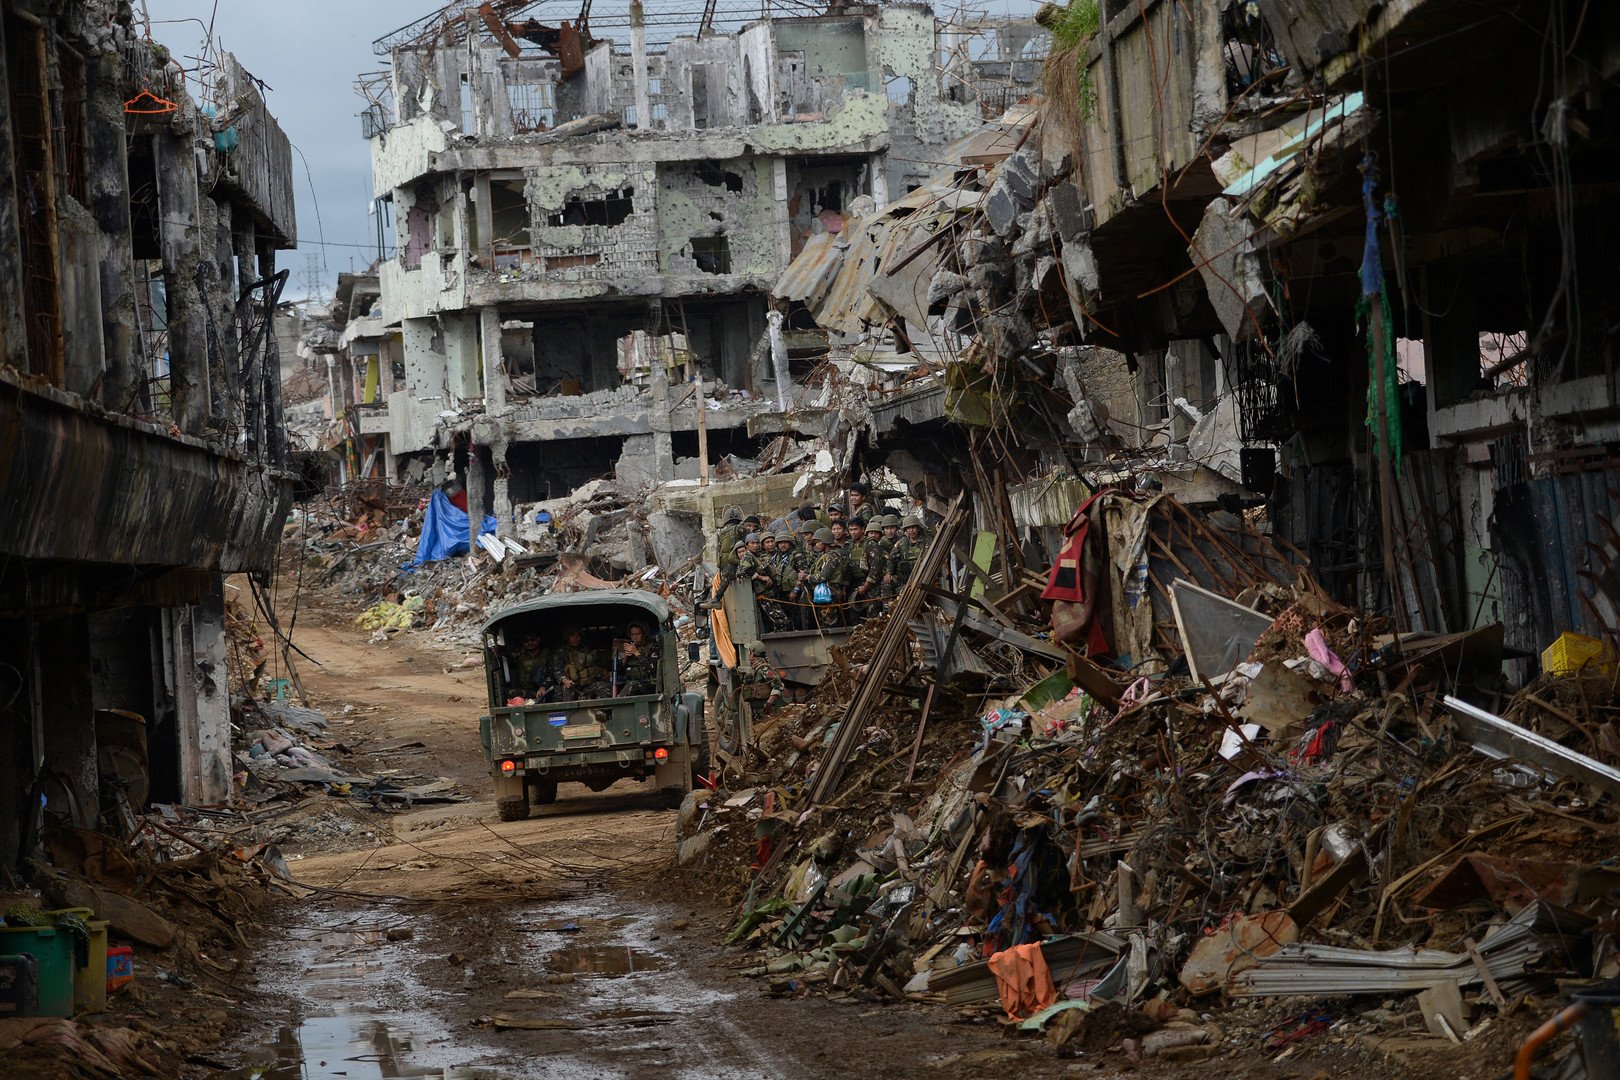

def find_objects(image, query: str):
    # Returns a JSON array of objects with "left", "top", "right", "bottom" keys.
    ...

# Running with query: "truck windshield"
[{"left": 491, "top": 619, "right": 660, "bottom": 704}]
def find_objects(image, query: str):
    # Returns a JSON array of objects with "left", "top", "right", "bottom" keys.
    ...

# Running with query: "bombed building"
[
  {"left": 0, "top": 1, "right": 295, "bottom": 863},
  {"left": 349, "top": 0, "right": 1043, "bottom": 529}
]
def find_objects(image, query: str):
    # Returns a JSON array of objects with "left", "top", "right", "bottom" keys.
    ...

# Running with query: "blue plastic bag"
[{"left": 812, "top": 583, "right": 833, "bottom": 605}]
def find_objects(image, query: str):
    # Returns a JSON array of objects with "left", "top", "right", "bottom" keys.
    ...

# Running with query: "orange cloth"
[{"left": 986, "top": 942, "right": 1056, "bottom": 1021}]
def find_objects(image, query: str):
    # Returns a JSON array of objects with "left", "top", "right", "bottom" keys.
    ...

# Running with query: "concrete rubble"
[{"left": 9, "top": 0, "right": 1620, "bottom": 1077}]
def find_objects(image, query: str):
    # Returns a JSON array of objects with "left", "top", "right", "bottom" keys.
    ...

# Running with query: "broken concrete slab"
[
  {"left": 1190, "top": 199, "right": 1268, "bottom": 342},
  {"left": 1417, "top": 980, "right": 1467, "bottom": 1041}
]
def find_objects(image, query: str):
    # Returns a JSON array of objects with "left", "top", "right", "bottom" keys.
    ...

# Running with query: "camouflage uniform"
[
  {"left": 552, "top": 642, "right": 610, "bottom": 701},
  {"left": 860, "top": 532, "right": 888, "bottom": 610},
  {"left": 875, "top": 515, "right": 902, "bottom": 600},
  {"left": 808, "top": 530, "right": 849, "bottom": 627},
  {"left": 740, "top": 643, "right": 785, "bottom": 714},
  {"left": 891, "top": 518, "right": 929, "bottom": 589},
  {"left": 616, "top": 636, "right": 660, "bottom": 696},
  {"left": 712, "top": 505, "right": 747, "bottom": 600},
  {"left": 738, "top": 538, "right": 789, "bottom": 633},
  {"left": 844, "top": 530, "right": 882, "bottom": 620},
  {"left": 512, "top": 645, "right": 554, "bottom": 699},
  {"left": 772, "top": 532, "right": 808, "bottom": 630}
]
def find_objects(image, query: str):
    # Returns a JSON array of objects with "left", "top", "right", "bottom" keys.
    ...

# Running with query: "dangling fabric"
[
  {"left": 1358, "top": 154, "right": 1403, "bottom": 471},
  {"left": 1042, "top": 491, "right": 1111, "bottom": 655}
]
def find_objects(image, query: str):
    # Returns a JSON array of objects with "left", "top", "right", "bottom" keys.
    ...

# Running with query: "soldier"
[
  {"left": 740, "top": 641, "right": 785, "bottom": 715},
  {"left": 877, "top": 514, "right": 902, "bottom": 599},
  {"left": 891, "top": 515, "right": 928, "bottom": 589},
  {"left": 738, "top": 532, "right": 788, "bottom": 632},
  {"left": 615, "top": 622, "right": 660, "bottom": 696},
  {"left": 511, "top": 632, "right": 554, "bottom": 701},
  {"left": 552, "top": 628, "right": 610, "bottom": 701},
  {"left": 715, "top": 536, "right": 750, "bottom": 598},
  {"left": 829, "top": 520, "right": 849, "bottom": 548},
  {"left": 773, "top": 531, "right": 808, "bottom": 630},
  {"left": 805, "top": 527, "right": 848, "bottom": 627},
  {"left": 846, "top": 517, "right": 880, "bottom": 620},
  {"left": 819, "top": 502, "right": 848, "bottom": 532},
  {"left": 847, "top": 482, "right": 876, "bottom": 528},
  {"left": 716, "top": 505, "right": 745, "bottom": 573}
]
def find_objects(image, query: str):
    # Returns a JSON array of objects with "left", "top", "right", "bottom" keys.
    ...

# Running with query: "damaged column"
[{"left": 157, "top": 129, "right": 208, "bottom": 434}]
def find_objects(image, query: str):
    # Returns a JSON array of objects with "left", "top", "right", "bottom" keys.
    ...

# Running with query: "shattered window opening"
[
  {"left": 401, "top": 185, "right": 438, "bottom": 269},
  {"left": 689, "top": 236, "right": 731, "bottom": 275},
  {"left": 490, "top": 178, "right": 532, "bottom": 255},
  {"left": 547, "top": 188, "right": 635, "bottom": 229},
  {"left": 693, "top": 161, "right": 745, "bottom": 193}
]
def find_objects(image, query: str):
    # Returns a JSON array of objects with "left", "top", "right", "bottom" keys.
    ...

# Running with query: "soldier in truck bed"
[
  {"left": 551, "top": 628, "right": 610, "bottom": 701},
  {"left": 615, "top": 623, "right": 660, "bottom": 696}
]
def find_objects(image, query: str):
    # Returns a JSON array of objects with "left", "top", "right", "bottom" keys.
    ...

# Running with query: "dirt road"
[{"left": 229, "top": 601, "right": 1080, "bottom": 1079}]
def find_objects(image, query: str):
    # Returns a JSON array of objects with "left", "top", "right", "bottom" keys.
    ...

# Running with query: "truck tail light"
[
  {"left": 500, "top": 759, "right": 517, "bottom": 773},
  {"left": 653, "top": 747, "right": 669, "bottom": 761}
]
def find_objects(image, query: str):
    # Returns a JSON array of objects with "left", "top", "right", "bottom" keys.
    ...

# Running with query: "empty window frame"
[{"left": 546, "top": 188, "right": 634, "bottom": 228}]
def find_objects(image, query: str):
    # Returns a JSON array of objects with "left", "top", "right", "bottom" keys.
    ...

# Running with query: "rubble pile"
[{"left": 679, "top": 533, "right": 1620, "bottom": 1071}]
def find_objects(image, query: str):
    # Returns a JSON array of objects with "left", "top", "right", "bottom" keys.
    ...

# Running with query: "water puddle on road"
[
  {"left": 543, "top": 944, "right": 665, "bottom": 976},
  {"left": 228, "top": 919, "right": 499, "bottom": 1080},
  {"left": 232, "top": 897, "right": 739, "bottom": 1080}
]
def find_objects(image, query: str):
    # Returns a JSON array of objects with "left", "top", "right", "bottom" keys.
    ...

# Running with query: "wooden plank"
[{"left": 967, "top": 530, "right": 996, "bottom": 600}]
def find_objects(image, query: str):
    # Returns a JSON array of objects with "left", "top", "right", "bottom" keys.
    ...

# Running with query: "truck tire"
[
  {"left": 497, "top": 796, "right": 530, "bottom": 822},
  {"left": 530, "top": 778, "right": 558, "bottom": 804},
  {"left": 691, "top": 732, "right": 712, "bottom": 788},
  {"left": 713, "top": 684, "right": 743, "bottom": 756}
]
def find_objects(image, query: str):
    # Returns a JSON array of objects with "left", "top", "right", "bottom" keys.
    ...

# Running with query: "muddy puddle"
[
  {"left": 544, "top": 944, "right": 664, "bottom": 975},
  {"left": 227, "top": 918, "right": 498, "bottom": 1080},
  {"left": 230, "top": 896, "right": 738, "bottom": 1080}
]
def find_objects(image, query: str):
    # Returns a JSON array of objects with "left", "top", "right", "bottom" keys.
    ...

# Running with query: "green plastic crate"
[
  {"left": 46, "top": 908, "right": 108, "bottom": 1013},
  {"left": 0, "top": 926, "right": 74, "bottom": 1017}
]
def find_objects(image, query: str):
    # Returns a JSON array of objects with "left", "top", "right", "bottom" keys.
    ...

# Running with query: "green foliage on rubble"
[
  {"left": 1043, "top": 0, "right": 1100, "bottom": 53},
  {"left": 1038, "top": 1, "right": 1101, "bottom": 123}
]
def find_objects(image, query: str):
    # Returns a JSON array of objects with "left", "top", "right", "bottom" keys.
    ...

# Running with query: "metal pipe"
[{"left": 1512, "top": 1002, "right": 1588, "bottom": 1080}]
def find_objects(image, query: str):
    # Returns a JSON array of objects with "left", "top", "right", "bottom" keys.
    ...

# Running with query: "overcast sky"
[{"left": 141, "top": 0, "right": 1042, "bottom": 300}]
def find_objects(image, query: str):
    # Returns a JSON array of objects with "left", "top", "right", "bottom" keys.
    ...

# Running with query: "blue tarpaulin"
[{"left": 413, "top": 489, "right": 498, "bottom": 565}]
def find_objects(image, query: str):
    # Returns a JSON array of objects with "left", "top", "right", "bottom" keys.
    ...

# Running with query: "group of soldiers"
[
  {"left": 506, "top": 624, "right": 661, "bottom": 703},
  {"left": 712, "top": 481, "right": 933, "bottom": 631}
]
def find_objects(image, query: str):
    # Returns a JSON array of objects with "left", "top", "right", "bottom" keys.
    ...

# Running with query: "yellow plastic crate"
[{"left": 1541, "top": 632, "right": 1615, "bottom": 676}]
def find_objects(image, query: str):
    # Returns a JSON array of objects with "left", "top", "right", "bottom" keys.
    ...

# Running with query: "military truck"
[{"left": 479, "top": 591, "right": 706, "bottom": 821}]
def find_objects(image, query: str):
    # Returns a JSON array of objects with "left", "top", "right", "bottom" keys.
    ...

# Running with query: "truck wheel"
[
  {"left": 497, "top": 796, "right": 530, "bottom": 822},
  {"left": 530, "top": 778, "right": 558, "bottom": 805},
  {"left": 714, "top": 686, "right": 743, "bottom": 756},
  {"left": 691, "top": 736, "right": 712, "bottom": 789}
]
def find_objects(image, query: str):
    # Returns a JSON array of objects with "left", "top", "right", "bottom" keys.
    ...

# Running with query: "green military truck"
[{"left": 478, "top": 590, "right": 706, "bottom": 821}]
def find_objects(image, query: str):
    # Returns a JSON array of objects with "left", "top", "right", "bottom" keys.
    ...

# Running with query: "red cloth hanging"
[{"left": 1042, "top": 491, "right": 1111, "bottom": 655}]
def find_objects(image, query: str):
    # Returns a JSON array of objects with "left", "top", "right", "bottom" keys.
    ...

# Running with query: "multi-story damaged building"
[
  {"left": 353, "top": 0, "right": 1042, "bottom": 526},
  {"left": 0, "top": 1, "right": 295, "bottom": 864}
]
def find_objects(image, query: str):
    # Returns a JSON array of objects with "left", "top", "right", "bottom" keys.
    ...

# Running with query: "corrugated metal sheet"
[{"left": 1007, "top": 473, "right": 1094, "bottom": 529}]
